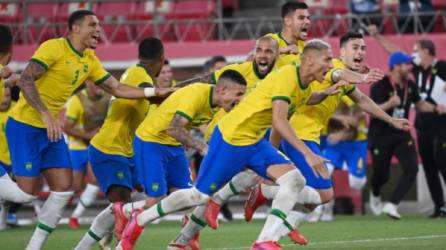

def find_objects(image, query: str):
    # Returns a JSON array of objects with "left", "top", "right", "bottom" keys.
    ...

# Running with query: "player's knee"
[
  {"left": 231, "top": 170, "right": 259, "bottom": 190},
  {"left": 276, "top": 169, "right": 306, "bottom": 193},
  {"left": 189, "top": 187, "right": 210, "bottom": 205},
  {"left": 319, "top": 189, "right": 334, "bottom": 204},
  {"left": 349, "top": 175, "right": 367, "bottom": 190}
]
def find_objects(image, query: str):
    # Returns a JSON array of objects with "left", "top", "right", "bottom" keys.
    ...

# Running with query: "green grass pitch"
[{"left": 1, "top": 215, "right": 445, "bottom": 249}]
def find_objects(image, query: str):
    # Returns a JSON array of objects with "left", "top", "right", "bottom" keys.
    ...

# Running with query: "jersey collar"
[
  {"left": 65, "top": 38, "right": 84, "bottom": 57},
  {"left": 209, "top": 85, "right": 217, "bottom": 108},
  {"left": 136, "top": 63, "right": 150, "bottom": 76},
  {"left": 296, "top": 66, "right": 308, "bottom": 90},
  {"left": 252, "top": 61, "right": 272, "bottom": 80}
]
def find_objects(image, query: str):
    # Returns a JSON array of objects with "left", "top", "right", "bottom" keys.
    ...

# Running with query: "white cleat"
[
  {"left": 306, "top": 205, "right": 322, "bottom": 222},
  {"left": 369, "top": 191, "right": 382, "bottom": 216},
  {"left": 382, "top": 203, "right": 402, "bottom": 220}
]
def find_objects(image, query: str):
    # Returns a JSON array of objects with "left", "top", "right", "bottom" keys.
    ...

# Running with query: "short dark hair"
[
  {"left": 281, "top": 1, "right": 308, "bottom": 19},
  {"left": 203, "top": 55, "right": 227, "bottom": 73},
  {"left": 138, "top": 37, "right": 164, "bottom": 60},
  {"left": 68, "top": 10, "right": 96, "bottom": 31},
  {"left": 164, "top": 59, "right": 170, "bottom": 65},
  {"left": 417, "top": 39, "right": 436, "bottom": 56},
  {"left": 0, "top": 24, "right": 13, "bottom": 55},
  {"left": 340, "top": 32, "right": 364, "bottom": 47},
  {"left": 218, "top": 69, "right": 247, "bottom": 86}
]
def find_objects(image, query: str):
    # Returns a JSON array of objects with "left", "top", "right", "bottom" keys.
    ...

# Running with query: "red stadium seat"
[
  {"left": 169, "top": 0, "right": 216, "bottom": 41},
  {"left": 96, "top": 2, "right": 136, "bottom": 43},
  {"left": 24, "top": 3, "right": 59, "bottom": 44},
  {"left": 56, "top": 2, "right": 92, "bottom": 22}
]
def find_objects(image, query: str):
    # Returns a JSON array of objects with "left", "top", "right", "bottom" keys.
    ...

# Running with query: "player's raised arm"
[
  {"left": 98, "top": 75, "right": 176, "bottom": 99},
  {"left": 332, "top": 67, "right": 384, "bottom": 84},
  {"left": 167, "top": 114, "right": 208, "bottom": 155},
  {"left": 348, "top": 87, "right": 411, "bottom": 131},
  {"left": 367, "top": 24, "right": 402, "bottom": 54}
]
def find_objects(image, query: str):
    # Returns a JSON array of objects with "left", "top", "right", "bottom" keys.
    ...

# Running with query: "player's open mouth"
[
  {"left": 353, "top": 58, "right": 363, "bottom": 63},
  {"left": 258, "top": 61, "right": 269, "bottom": 72},
  {"left": 91, "top": 34, "right": 100, "bottom": 42}
]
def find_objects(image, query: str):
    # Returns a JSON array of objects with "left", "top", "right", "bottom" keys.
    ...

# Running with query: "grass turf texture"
[{"left": 1, "top": 215, "right": 445, "bottom": 249}]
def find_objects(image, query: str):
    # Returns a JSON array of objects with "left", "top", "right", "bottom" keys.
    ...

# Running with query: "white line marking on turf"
[{"left": 203, "top": 234, "right": 446, "bottom": 250}]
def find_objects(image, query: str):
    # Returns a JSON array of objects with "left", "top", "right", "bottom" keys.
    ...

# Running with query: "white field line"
[{"left": 202, "top": 234, "right": 446, "bottom": 250}]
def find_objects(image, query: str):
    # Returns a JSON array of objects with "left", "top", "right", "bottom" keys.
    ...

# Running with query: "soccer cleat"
[
  {"left": 288, "top": 229, "right": 309, "bottom": 245},
  {"left": 68, "top": 217, "right": 80, "bottom": 230},
  {"left": 112, "top": 202, "right": 129, "bottom": 241},
  {"left": 429, "top": 207, "right": 446, "bottom": 218},
  {"left": 205, "top": 199, "right": 221, "bottom": 229},
  {"left": 181, "top": 215, "right": 201, "bottom": 250},
  {"left": 120, "top": 209, "right": 144, "bottom": 250},
  {"left": 244, "top": 184, "right": 267, "bottom": 222},
  {"left": 250, "top": 241, "right": 282, "bottom": 250},
  {"left": 382, "top": 203, "right": 401, "bottom": 220},
  {"left": 166, "top": 243, "right": 188, "bottom": 250},
  {"left": 369, "top": 191, "right": 382, "bottom": 216}
]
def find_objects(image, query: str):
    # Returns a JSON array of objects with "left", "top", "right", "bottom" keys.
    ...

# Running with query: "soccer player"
[
  {"left": 215, "top": 32, "right": 409, "bottom": 244},
  {"left": 115, "top": 40, "right": 342, "bottom": 250},
  {"left": 165, "top": 35, "right": 280, "bottom": 250},
  {"left": 5, "top": 10, "right": 172, "bottom": 250},
  {"left": 74, "top": 37, "right": 167, "bottom": 250},
  {"left": 266, "top": 1, "right": 310, "bottom": 68},
  {"left": 64, "top": 80, "right": 110, "bottom": 229}
]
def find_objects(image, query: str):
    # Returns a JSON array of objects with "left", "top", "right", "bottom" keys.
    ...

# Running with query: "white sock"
[
  {"left": 173, "top": 206, "right": 206, "bottom": 245},
  {"left": 213, "top": 170, "right": 259, "bottom": 204},
  {"left": 26, "top": 191, "right": 73, "bottom": 250},
  {"left": 278, "top": 210, "right": 304, "bottom": 237},
  {"left": 32, "top": 200, "right": 42, "bottom": 215},
  {"left": 74, "top": 204, "right": 115, "bottom": 250},
  {"left": 0, "top": 174, "right": 37, "bottom": 203},
  {"left": 72, "top": 184, "right": 100, "bottom": 218},
  {"left": 257, "top": 170, "right": 305, "bottom": 242},
  {"left": 136, "top": 188, "right": 209, "bottom": 227},
  {"left": 296, "top": 186, "right": 322, "bottom": 205},
  {"left": 321, "top": 200, "right": 334, "bottom": 218},
  {"left": 261, "top": 185, "right": 279, "bottom": 199},
  {"left": 123, "top": 200, "right": 147, "bottom": 218},
  {"left": 0, "top": 202, "right": 9, "bottom": 230}
]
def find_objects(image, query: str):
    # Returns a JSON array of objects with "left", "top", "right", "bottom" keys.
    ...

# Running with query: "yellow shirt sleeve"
[
  {"left": 89, "top": 54, "right": 111, "bottom": 85},
  {"left": 65, "top": 95, "right": 83, "bottom": 122},
  {"left": 30, "top": 39, "right": 62, "bottom": 70},
  {"left": 271, "top": 66, "right": 299, "bottom": 104},
  {"left": 175, "top": 91, "right": 204, "bottom": 122}
]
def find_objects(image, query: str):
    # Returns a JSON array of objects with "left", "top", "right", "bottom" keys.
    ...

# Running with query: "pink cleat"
[
  {"left": 120, "top": 209, "right": 144, "bottom": 250},
  {"left": 68, "top": 217, "right": 80, "bottom": 230},
  {"left": 288, "top": 229, "right": 308, "bottom": 245},
  {"left": 204, "top": 199, "right": 221, "bottom": 229},
  {"left": 244, "top": 184, "right": 267, "bottom": 222},
  {"left": 181, "top": 215, "right": 201, "bottom": 250},
  {"left": 250, "top": 241, "right": 282, "bottom": 250},
  {"left": 112, "top": 202, "right": 129, "bottom": 241}
]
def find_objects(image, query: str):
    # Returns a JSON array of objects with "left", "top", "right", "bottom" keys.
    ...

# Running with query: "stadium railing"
[{"left": 1, "top": 0, "right": 446, "bottom": 45}]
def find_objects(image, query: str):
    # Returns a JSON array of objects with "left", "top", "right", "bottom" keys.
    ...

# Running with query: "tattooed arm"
[
  {"left": 18, "top": 61, "right": 63, "bottom": 142},
  {"left": 167, "top": 114, "right": 208, "bottom": 155}
]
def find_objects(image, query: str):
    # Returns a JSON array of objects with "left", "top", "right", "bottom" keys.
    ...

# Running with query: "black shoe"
[
  {"left": 429, "top": 207, "right": 446, "bottom": 218},
  {"left": 220, "top": 203, "right": 233, "bottom": 221}
]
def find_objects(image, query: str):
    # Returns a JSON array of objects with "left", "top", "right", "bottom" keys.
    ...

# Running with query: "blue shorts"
[
  {"left": 319, "top": 135, "right": 328, "bottom": 151},
  {"left": 69, "top": 149, "right": 89, "bottom": 172},
  {"left": 324, "top": 140, "right": 368, "bottom": 178},
  {"left": 5, "top": 118, "right": 71, "bottom": 177},
  {"left": 0, "top": 161, "right": 12, "bottom": 177},
  {"left": 281, "top": 140, "right": 332, "bottom": 189},
  {"left": 134, "top": 136, "right": 191, "bottom": 197},
  {"left": 89, "top": 145, "right": 137, "bottom": 194},
  {"left": 195, "top": 127, "right": 291, "bottom": 195}
]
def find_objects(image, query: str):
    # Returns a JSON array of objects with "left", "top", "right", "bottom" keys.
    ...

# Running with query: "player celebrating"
[
  {"left": 74, "top": 37, "right": 168, "bottom": 250},
  {"left": 115, "top": 40, "right": 342, "bottom": 250},
  {"left": 267, "top": 1, "right": 310, "bottom": 67},
  {"left": 5, "top": 10, "right": 172, "bottom": 250}
]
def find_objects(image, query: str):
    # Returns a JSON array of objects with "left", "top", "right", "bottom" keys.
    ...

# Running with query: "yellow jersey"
[
  {"left": 9, "top": 38, "right": 110, "bottom": 128},
  {"left": 266, "top": 32, "right": 304, "bottom": 68},
  {"left": 136, "top": 83, "right": 218, "bottom": 146},
  {"left": 65, "top": 93, "right": 88, "bottom": 150},
  {"left": 90, "top": 64, "right": 152, "bottom": 157},
  {"left": 289, "top": 59, "right": 355, "bottom": 144},
  {"left": 205, "top": 61, "right": 275, "bottom": 141},
  {"left": 219, "top": 64, "right": 312, "bottom": 146},
  {"left": 0, "top": 102, "right": 15, "bottom": 165}
]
